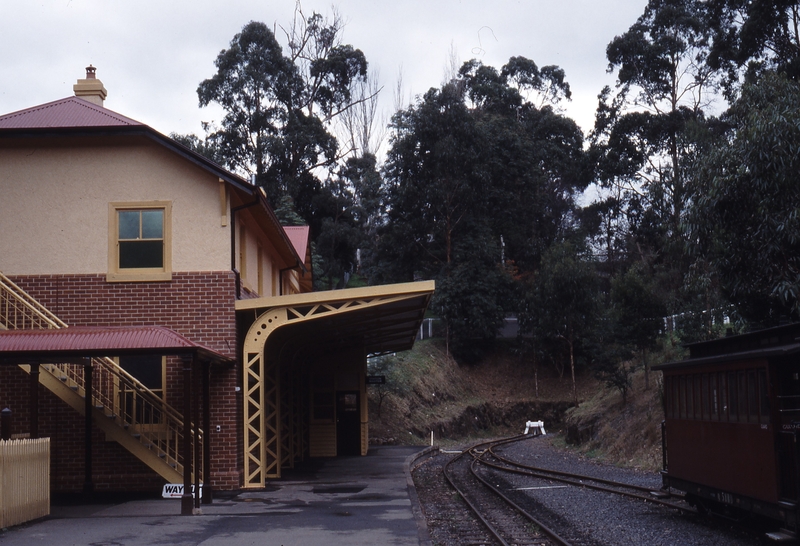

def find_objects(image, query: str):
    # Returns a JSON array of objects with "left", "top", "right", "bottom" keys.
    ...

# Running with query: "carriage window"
[
  {"left": 679, "top": 376, "right": 687, "bottom": 419},
  {"left": 759, "top": 369, "right": 770, "bottom": 424},
  {"left": 692, "top": 375, "right": 701, "bottom": 419},
  {"left": 711, "top": 374, "right": 719, "bottom": 420},
  {"left": 728, "top": 371, "right": 738, "bottom": 422},
  {"left": 664, "top": 377, "right": 673, "bottom": 417},
  {"left": 719, "top": 372, "right": 728, "bottom": 421},
  {"left": 671, "top": 377, "right": 679, "bottom": 418},
  {"left": 686, "top": 376, "right": 694, "bottom": 418},
  {"left": 702, "top": 374, "right": 711, "bottom": 420},
  {"left": 747, "top": 370, "right": 758, "bottom": 423},
  {"left": 738, "top": 371, "right": 748, "bottom": 422}
]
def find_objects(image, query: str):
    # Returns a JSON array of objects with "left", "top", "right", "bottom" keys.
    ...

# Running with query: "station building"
[{"left": 0, "top": 67, "right": 433, "bottom": 500}]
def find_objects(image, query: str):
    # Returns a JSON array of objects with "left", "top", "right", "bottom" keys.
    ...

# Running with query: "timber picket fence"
[{"left": 0, "top": 438, "right": 49, "bottom": 528}]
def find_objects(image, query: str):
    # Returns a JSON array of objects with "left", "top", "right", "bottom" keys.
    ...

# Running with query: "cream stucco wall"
[
  {"left": 0, "top": 136, "right": 231, "bottom": 276},
  {"left": 237, "top": 213, "right": 282, "bottom": 296}
]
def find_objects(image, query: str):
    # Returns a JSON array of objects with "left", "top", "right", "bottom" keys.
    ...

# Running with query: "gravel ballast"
[{"left": 413, "top": 435, "right": 772, "bottom": 545}]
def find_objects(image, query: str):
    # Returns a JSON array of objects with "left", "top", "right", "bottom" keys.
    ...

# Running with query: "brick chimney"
[{"left": 73, "top": 65, "right": 107, "bottom": 107}]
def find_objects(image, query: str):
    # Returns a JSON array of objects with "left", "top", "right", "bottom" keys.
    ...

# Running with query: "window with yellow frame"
[{"left": 108, "top": 201, "right": 172, "bottom": 282}]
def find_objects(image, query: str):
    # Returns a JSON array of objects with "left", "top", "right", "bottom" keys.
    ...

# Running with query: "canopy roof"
[
  {"left": 0, "top": 326, "right": 234, "bottom": 365},
  {"left": 236, "top": 281, "right": 435, "bottom": 357}
]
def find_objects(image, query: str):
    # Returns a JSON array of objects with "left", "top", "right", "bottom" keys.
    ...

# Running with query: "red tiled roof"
[
  {"left": 0, "top": 326, "right": 232, "bottom": 364},
  {"left": 283, "top": 226, "right": 310, "bottom": 262},
  {"left": 0, "top": 96, "right": 143, "bottom": 129}
]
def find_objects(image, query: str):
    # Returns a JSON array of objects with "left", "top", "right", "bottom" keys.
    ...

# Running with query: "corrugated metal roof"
[
  {"left": 0, "top": 96, "right": 143, "bottom": 129},
  {"left": 0, "top": 326, "right": 232, "bottom": 364}
]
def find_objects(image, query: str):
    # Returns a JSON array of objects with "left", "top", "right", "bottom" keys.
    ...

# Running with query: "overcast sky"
[{"left": 0, "top": 0, "right": 647, "bottom": 145}]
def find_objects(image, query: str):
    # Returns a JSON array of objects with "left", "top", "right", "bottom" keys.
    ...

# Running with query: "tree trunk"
[{"left": 569, "top": 331, "right": 577, "bottom": 406}]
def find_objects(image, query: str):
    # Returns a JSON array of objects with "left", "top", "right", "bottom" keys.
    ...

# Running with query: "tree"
[
  {"left": 342, "top": 153, "right": 385, "bottom": 280},
  {"left": 194, "top": 10, "right": 375, "bottom": 291},
  {"left": 587, "top": 313, "right": 636, "bottom": 404},
  {"left": 610, "top": 265, "right": 666, "bottom": 389},
  {"left": 311, "top": 173, "right": 361, "bottom": 289},
  {"left": 707, "top": 1, "right": 800, "bottom": 92},
  {"left": 380, "top": 57, "right": 587, "bottom": 359},
  {"left": 530, "top": 241, "right": 599, "bottom": 405},
  {"left": 592, "top": 0, "right": 719, "bottom": 318},
  {"left": 688, "top": 72, "right": 800, "bottom": 324},
  {"left": 197, "top": 17, "right": 368, "bottom": 216}
]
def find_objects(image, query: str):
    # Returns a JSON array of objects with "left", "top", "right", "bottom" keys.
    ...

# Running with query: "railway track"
[{"left": 439, "top": 433, "right": 693, "bottom": 546}]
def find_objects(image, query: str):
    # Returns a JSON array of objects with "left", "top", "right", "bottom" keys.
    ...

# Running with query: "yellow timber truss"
[{"left": 238, "top": 281, "right": 434, "bottom": 489}]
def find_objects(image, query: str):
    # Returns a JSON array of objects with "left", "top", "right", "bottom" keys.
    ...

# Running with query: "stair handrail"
[
  {"left": 0, "top": 273, "right": 66, "bottom": 330},
  {"left": 0, "top": 271, "right": 201, "bottom": 475}
]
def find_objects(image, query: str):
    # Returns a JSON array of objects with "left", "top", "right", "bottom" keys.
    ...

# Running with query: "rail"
[{"left": 0, "top": 271, "right": 199, "bottom": 480}]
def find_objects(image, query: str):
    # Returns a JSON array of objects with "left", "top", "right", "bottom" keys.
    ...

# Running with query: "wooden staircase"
[{"left": 0, "top": 272, "right": 199, "bottom": 484}]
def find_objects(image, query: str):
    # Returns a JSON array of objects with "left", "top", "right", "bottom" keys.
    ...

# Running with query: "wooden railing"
[
  {"left": 0, "top": 272, "right": 200, "bottom": 482},
  {"left": 0, "top": 275, "right": 61, "bottom": 330},
  {"left": 0, "top": 438, "right": 49, "bottom": 528}
]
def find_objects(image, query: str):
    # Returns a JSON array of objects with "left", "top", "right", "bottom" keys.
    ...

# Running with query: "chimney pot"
[{"left": 73, "top": 65, "right": 107, "bottom": 107}]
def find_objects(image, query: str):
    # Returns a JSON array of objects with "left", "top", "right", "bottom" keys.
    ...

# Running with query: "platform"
[{"left": 0, "top": 446, "right": 432, "bottom": 546}]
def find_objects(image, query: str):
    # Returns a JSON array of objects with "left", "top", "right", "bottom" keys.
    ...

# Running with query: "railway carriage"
[{"left": 655, "top": 322, "right": 800, "bottom": 533}]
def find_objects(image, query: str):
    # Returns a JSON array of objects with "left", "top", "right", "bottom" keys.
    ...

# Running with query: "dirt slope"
[{"left": 367, "top": 338, "right": 665, "bottom": 471}]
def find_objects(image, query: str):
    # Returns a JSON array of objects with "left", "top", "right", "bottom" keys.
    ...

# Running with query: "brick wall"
[{"left": 2, "top": 272, "right": 243, "bottom": 492}]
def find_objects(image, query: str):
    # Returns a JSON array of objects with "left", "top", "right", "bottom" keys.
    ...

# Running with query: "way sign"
[
  {"left": 162, "top": 483, "right": 203, "bottom": 499},
  {"left": 366, "top": 375, "right": 386, "bottom": 385}
]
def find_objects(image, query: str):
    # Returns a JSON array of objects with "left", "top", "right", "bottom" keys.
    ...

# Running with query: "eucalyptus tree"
[
  {"left": 688, "top": 73, "right": 800, "bottom": 325},
  {"left": 197, "top": 17, "right": 368, "bottom": 219},
  {"left": 531, "top": 241, "right": 600, "bottom": 405},
  {"left": 591, "top": 0, "right": 720, "bottom": 314},
  {"left": 610, "top": 264, "right": 666, "bottom": 388},
  {"left": 707, "top": 0, "right": 800, "bottom": 92},
  {"left": 380, "top": 57, "right": 587, "bottom": 360}
]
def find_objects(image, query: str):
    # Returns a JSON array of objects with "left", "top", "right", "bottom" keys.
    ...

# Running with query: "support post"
[
  {"left": 1, "top": 408, "right": 11, "bottom": 440},
  {"left": 30, "top": 362, "right": 39, "bottom": 439},
  {"left": 83, "top": 359, "right": 94, "bottom": 494},
  {"left": 181, "top": 356, "right": 193, "bottom": 515},
  {"left": 193, "top": 366, "right": 201, "bottom": 512},
  {"left": 202, "top": 361, "right": 212, "bottom": 504}
]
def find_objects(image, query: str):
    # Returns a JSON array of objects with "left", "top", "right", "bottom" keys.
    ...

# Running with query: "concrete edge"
[{"left": 404, "top": 446, "right": 438, "bottom": 546}]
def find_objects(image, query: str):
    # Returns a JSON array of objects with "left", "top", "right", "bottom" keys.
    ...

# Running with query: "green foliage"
[
  {"left": 591, "top": 0, "right": 723, "bottom": 336},
  {"left": 273, "top": 195, "right": 305, "bottom": 226},
  {"left": 530, "top": 241, "right": 600, "bottom": 353},
  {"left": 707, "top": 1, "right": 800, "bottom": 94},
  {"left": 610, "top": 265, "right": 666, "bottom": 352},
  {"left": 194, "top": 12, "right": 372, "bottom": 290},
  {"left": 380, "top": 57, "right": 587, "bottom": 357},
  {"left": 688, "top": 72, "right": 800, "bottom": 324},
  {"left": 169, "top": 132, "right": 224, "bottom": 165}
]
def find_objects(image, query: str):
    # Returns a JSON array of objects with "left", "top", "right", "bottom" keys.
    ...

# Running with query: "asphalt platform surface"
[{"left": 0, "top": 445, "right": 432, "bottom": 546}]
